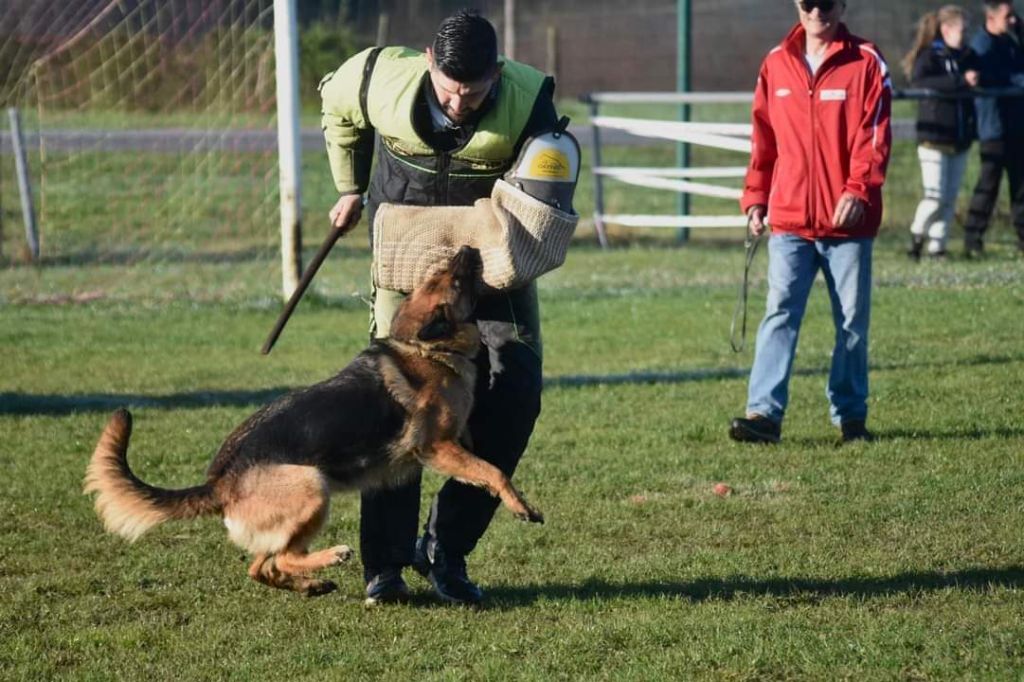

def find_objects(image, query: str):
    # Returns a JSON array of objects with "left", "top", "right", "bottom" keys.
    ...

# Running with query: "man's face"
[
  {"left": 986, "top": 2, "right": 1016, "bottom": 35},
  {"left": 795, "top": 0, "right": 845, "bottom": 40},
  {"left": 426, "top": 48, "right": 501, "bottom": 123}
]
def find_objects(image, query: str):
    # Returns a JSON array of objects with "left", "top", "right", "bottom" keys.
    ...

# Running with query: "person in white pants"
[
  {"left": 902, "top": 5, "right": 979, "bottom": 259},
  {"left": 910, "top": 145, "right": 969, "bottom": 257}
]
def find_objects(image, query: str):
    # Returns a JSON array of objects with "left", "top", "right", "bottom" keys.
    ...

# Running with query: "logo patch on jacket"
[
  {"left": 775, "top": 88, "right": 791, "bottom": 97},
  {"left": 820, "top": 89, "right": 847, "bottom": 101}
]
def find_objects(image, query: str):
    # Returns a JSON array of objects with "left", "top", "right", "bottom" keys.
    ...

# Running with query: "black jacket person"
[
  {"left": 963, "top": 1, "right": 1024, "bottom": 255},
  {"left": 318, "top": 10, "right": 557, "bottom": 605},
  {"left": 902, "top": 5, "right": 978, "bottom": 259},
  {"left": 910, "top": 38, "right": 977, "bottom": 152}
]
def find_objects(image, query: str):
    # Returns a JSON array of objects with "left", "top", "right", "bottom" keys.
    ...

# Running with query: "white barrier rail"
[
  {"left": 592, "top": 116, "right": 752, "bottom": 153},
  {"left": 594, "top": 166, "right": 747, "bottom": 178},
  {"left": 584, "top": 91, "right": 754, "bottom": 104},
  {"left": 582, "top": 93, "right": 754, "bottom": 245},
  {"left": 602, "top": 170, "right": 742, "bottom": 201},
  {"left": 583, "top": 87, "right": 1024, "bottom": 104},
  {"left": 600, "top": 215, "right": 748, "bottom": 228},
  {"left": 580, "top": 88, "right": 1024, "bottom": 246}
]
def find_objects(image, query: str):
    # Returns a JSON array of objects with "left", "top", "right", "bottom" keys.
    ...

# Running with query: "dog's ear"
[{"left": 417, "top": 305, "right": 453, "bottom": 341}]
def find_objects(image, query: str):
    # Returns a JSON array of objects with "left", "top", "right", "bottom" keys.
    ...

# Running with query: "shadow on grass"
[
  {"left": 547, "top": 352, "right": 1024, "bottom": 389},
  {"left": 4, "top": 351, "right": 1023, "bottom": 416},
  {"left": 779, "top": 425, "right": 1024, "bottom": 447},
  {"left": 547, "top": 367, "right": 748, "bottom": 387},
  {"left": 483, "top": 566, "right": 1024, "bottom": 609},
  {"left": 0, "top": 389, "right": 291, "bottom": 415}
]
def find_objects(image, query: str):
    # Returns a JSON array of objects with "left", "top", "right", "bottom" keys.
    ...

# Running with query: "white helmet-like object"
[{"left": 504, "top": 116, "right": 581, "bottom": 214}]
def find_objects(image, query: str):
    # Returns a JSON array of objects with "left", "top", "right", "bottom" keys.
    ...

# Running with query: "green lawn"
[
  {"left": 2, "top": 237, "right": 1023, "bottom": 679},
  {"left": 2, "top": 101, "right": 1023, "bottom": 679}
]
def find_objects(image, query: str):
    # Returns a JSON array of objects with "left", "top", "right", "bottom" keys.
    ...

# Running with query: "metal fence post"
[
  {"left": 7, "top": 108, "right": 40, "bottom": 262},
  {"left": 504, "top": 0, "right": 516, "bottom": 60},
  {"left": 273, "top": 0, "right": 303, "bottom": 300},
  {"left": 586, "top": 97, "right": 609, "bottom": 249},
  {"left": 676, "top": 0, "right": 692, "bottom": 244}
]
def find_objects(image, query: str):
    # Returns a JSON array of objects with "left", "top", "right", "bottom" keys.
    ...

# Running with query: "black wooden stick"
[{"left": 261, "top": 225, "right": 345, "bottom": 355}]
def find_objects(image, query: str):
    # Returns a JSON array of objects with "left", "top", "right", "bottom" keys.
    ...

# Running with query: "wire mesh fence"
[
  {"left": 1, "top": 0, "right": 1020, "bottom": 277},
  {"left": 0, "top": 0, "right": 280, "bottom": 269}
]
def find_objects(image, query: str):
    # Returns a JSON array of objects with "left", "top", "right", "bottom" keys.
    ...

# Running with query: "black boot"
[
  {"left": 839, "top": 419, "right": 875, "bottom": 444},
  {"left": 728, "top": 415, "right": 781, "bottom": 444},
  {"left": 907, "top": 235, "right": 924, "bottom": 261},
  {"left": 964, "top": 236, "right": 985, "bottom": 259},
  {"left": 413, "top": 534, "right": 483, "bottom": 605},
  {"left": 364, "top": 566, "right": 409, "bottom": 606}
]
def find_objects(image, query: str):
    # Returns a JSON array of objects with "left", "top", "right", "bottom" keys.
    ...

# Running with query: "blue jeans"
[{"left": 746, "top": 234, "right": 873, "bottom": 426}]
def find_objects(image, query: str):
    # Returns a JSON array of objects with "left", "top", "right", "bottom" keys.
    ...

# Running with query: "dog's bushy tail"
[{"left": 84, "top": 409, "right": 220, "bottom": 542}]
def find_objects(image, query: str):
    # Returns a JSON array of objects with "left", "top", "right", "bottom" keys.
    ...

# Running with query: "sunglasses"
[{"left": 798, "top": 0, "right": 838, "bottom": 12}]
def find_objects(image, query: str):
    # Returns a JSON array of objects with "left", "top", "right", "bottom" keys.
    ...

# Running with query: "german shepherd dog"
[{"left": 84, "top": 246, "right": 543, "bottom": 596}]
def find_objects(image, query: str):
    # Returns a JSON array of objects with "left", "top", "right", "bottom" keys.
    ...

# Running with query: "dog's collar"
[{"left": 384, "top": 338, "right": 472, "bottom": 375}]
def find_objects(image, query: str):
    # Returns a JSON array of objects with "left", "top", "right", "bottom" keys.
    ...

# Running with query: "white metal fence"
[{"left": 581, "top": 88, "right": 1024, "bottom": 247}]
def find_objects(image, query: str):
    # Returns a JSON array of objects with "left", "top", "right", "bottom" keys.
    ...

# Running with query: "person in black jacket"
[
  {"left": 962, "top": 0, "right": 1024, "bottom": 257},
  {"left": 902, "top": 5, "right": 979, "bottom": 260}
]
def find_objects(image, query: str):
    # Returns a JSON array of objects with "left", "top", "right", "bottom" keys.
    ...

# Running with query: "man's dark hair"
[
  {"left": 983, "top": 0, "right": 1013, "bottom": 10},
  {"left": 431, "top": 9, "right": 498, "bottom": 82}
]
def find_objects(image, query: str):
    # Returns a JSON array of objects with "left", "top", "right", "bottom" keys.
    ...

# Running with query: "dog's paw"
[
  {"left": 328, "top": 545, "right": 354, "bottom": 565},
  {"left": 302, "top": 579, "right": 338, "bottom": 597}
]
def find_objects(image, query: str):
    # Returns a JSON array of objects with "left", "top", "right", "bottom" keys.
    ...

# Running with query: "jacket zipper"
[
  {"left": 948, "top": 54, "right": 964, "bottom": 145},
  {"left": 805, "top": 47, "right": 836, "bottom": 235},
  {"left": 807, "top": 72, "right": 818, "bottom": 233}
]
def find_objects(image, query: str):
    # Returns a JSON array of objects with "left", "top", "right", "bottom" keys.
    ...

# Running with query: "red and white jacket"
[{"left": 741, "top": 23, "right": 892, "bottom": 239}]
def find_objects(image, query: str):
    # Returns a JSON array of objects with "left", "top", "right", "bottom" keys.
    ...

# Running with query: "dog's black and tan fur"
[{"left": 84, "top": 247, "right": 542, "bottom": 596}]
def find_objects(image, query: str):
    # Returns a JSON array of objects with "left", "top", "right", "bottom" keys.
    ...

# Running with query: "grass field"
[
  {"left": 2, "top": 235, "right": 1024, "bottom": 679},
  {"left": 2, "top": 104, "right": 1024, "bottom": 679}
]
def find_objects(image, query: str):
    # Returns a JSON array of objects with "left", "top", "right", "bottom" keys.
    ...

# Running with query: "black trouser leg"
[
  {"left": 1005, "top": 137, "right": 1024, "bottom": 249},
  {"left": 426, "top": 284, "right": 543, "bottom": 559},
  {"left": 359, "top": 281, "right": 422, "bottom": 581},
  {"left": 964, "top": 140, "right": 1006, "bottom": 249},
  {"left": 359, "top": 474, "right": 422, "bottom": 580}
]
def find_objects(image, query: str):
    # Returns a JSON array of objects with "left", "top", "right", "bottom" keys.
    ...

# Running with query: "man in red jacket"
[{"left": 729, "top": 0, "right": 892, "bottom": 445}]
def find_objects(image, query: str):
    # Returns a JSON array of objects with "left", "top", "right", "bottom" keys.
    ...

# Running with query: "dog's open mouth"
[
  {"left": 448, "top": 245, "right": 483, "bottom": 316},
  {"left": 450, "top": 245, "right": 482, "bottom": 286}
]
